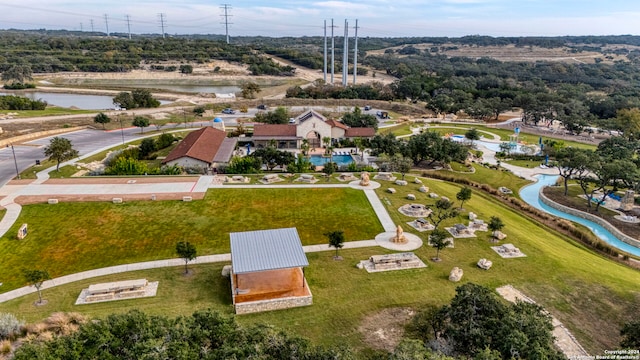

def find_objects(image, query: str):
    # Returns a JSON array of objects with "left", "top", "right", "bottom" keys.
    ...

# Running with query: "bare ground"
[{"left": 358, "top": 307, "right": 415, "bottom": 352}]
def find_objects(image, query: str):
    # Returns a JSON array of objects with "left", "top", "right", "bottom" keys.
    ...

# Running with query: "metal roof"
[{"left": 230, "top": 228, "right": 309, "bottom": 274}]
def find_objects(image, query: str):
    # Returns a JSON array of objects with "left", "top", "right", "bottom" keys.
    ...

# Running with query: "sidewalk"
[{"left": 0, "top": 239, "right": 380, "bottom": 304}]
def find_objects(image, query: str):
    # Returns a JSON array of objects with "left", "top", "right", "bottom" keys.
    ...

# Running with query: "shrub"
[
  {"left": 0, "top": 339, "right": 11, "bottom": 355},
  {"left": 0, "top": 313, "right": 24, "bottom": 340},
  {"left": 156, "top": 133, "right": 176, "bottom": 149}
]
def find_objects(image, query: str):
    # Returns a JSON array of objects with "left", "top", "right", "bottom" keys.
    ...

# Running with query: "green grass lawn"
[
  {"left": 503, "top": 158, "right": 544, "bottom": 168},
  {"left": 0, "top": 188, "right": 382, "bottom": 291},
  {"left": 2, "top": 176, "right": 639, "bottom": 354},
  {"left": 0, "top": 108, "right": 95, "bottom": 118}
]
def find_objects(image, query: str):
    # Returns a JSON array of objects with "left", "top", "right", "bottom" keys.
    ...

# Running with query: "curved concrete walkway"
[{"left": 0, "top": 239, "right": 379, "bottom": 304}]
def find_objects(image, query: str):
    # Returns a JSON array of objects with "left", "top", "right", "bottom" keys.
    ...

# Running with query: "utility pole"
[
  {"left": 330, "top": 19, "right": 335, "bottom": 84},
  {"left": 8, "top": 144, "right": 20, "bottom": 180},
  {"left": 323, "top": 20, "right": 327, "bottom": 83},
  {"left": 90, "top": 19, "right": 94, "bottom": 33},
  {"left": 353, "top": 19, "right": 359, "bottom": 85},
  {"left": 126, "top": 15, "right": 132, "bottom": 39},
  {"left": 158, "top": 13, "right": 166, "bottom": 38},
  {"left": 220, "top": 4, "right": 232, "bottom": 44},
  {"left": 104, "top": 14, "right": 109, "bottom": 37},
  {"left": 342, "top": 19, "right": 348, "bottom": 86}
]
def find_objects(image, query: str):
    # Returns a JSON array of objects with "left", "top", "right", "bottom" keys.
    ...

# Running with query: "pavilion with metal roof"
[{"left": 229, "top": 227, "right": 312, "bottom": 314}]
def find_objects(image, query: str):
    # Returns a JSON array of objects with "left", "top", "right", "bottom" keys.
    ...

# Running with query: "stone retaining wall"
[
  {"left": 234, "top": 294, "right": 313, "bottom": 315},
  {"left": 538, "top": 188, "right": 640, "bottom": 249},
  {"left": 0, "top": 127, "right": 86, "bottom": 147}
]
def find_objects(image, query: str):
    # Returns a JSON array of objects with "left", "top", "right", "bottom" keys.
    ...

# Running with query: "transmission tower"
[
  {"left": 353, "top": 19, "right": 359, "bottom": 85},
  {"left": 80, "top": 22, "right": 83, "bottom": 32},
  {"left": 104, "top": 14, "right": 109, "bottom": 37},
  {"left": 342, "top": 19, "right": 348, "bottom": 86},
  {"left": 90, "top": 19, "right": 94, "bottom": 33},
  {"left": 220, "top": 4, "right": 232, "bottom": 44},
  {"left": 330, "top": 19, "right": 335, "bottom": 84},
  {"left": 323, "top": 20, "right": 327, "bottom": 82},
  {"left": 126, "top": 15, "right": 132, "bottom": 39},
  {"left": 158, "top": 13, "right": 166, "bottom": 38}
]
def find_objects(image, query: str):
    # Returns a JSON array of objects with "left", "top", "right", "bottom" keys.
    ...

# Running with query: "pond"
[{"left": 0, "top": 91, "right": 172, "bottom": 110}]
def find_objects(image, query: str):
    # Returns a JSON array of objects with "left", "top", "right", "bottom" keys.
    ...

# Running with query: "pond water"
[
  {"left": 0, "top": 92, "right": 171, "bottom": 110},
  {"left": 520, "top": 174, "right": 640, "bottom": 257}
]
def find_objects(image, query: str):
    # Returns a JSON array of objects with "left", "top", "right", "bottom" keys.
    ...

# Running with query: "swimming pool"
[
  {"left": 449, "top": 135, "right": 537, "bottom": 154},
  {"left": 309, "top": 154, "right": 354, "bottom": 166}
]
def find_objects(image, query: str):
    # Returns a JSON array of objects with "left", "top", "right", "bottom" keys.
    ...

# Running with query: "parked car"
[
  {"left": 288, "top": 118, "right": 296, "bottom": 124},
  {"left": 364, "top": 105, "right": 372, "bottom": 111},
  {"left": 257, "top": 104, "right": 268, "bottom": 110},
  {"left": 222, "top": 108, "right": 236, "bottom": 114}
]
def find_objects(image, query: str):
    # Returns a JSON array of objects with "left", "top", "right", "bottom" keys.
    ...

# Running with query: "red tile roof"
[
  {"left": 345, "top": 127, "right": 376, "bottom": 137},
  {"left": 162, "top": 127, "right": 228, "bottom": 165},
  {"left": 253, "top": 124, "right": 297, "bottom": 137},
  {"left": 325, "top": 119, "right": 348, "bottom": 130}
]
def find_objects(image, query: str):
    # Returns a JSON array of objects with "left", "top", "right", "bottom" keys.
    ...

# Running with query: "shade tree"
[{"left": 44, "top": 137, "right": 79, "bottom": 171}]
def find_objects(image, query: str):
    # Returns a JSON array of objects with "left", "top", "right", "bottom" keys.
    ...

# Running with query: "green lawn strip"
[
  {"left": 379, "top": 123, "right": 596, "bottom": 150},
  {"left": 503, "top": 159, "right": 545, "bottom": 168},
  {"left": 418, "top": 164, "right": 531, "bottom": 200},
  {"left": 79, "top": 131, "right": 190, "bottom": 164},
  {"left": 0, "top": 188, "right": 382, "bottom": 291},
  {"left": 0, "top": 108, "right": 96, "bottom": 118},
  {"left": 2, "top": 178, "right": 639, "bottom": 354}
]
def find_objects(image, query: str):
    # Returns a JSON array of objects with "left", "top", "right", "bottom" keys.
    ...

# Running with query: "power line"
[{"left": 220, "top": 4, "right": 232, "bottom": 44}]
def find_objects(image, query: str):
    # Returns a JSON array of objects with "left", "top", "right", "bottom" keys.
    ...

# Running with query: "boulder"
[
  {"left": 449, "top": 267, "right": 463, "bottom": 282},
  {"left": 395, "top": 180, "right": 408, "bottom": 186},
  {"left": 477, "top": 258, "right": 492, "bottom": 270},
  {"left": 221, "top": 265, "right": 232, "bottom": 277},
  {"left": 387, "top": 188, "right": 397, "bottom": 194},
  {"left": 407, "top": 194, "right": 416, "bottom": 200},
  {"left": 414, "top": 178, "right": 422, "bottom": 184},
  {"left": 418, "top": 185, "right": 428, "bottom": 193},
  {"left": 429, "top": 193, "right": 439, "bottom": 198},
  {"left": 468, "top": 212, "right": 477, "bottom": 220},
  {"left": 492, "top": 231, "right": 507, "bottom": 240}
]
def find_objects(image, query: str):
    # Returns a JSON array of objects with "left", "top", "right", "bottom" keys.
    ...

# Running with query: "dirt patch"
[
  {"left": 14, "top": 192, "right": 204, "bottom": 205},
  {"left": 358, "top": 307, "right": 414, "bottom": 352}
]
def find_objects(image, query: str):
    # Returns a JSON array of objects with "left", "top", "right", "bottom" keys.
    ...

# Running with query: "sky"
[{"left": 0, "top": 0, "right": 639, "bottom": 38}]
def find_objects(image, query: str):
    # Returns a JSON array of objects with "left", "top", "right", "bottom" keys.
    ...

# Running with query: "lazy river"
[{"left": 519, "top": 174, "right": 640, "bottom": 257}]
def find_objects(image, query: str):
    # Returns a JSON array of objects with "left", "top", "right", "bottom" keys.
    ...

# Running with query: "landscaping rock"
[
  {"left": 468, "top": 212, "right": 477, "bottom": 220},
  {"left": 395, "top": 180, "right": 408, "bottom": 186},
  {"left": 418, "top": 185, "right": 428, "bottom": 193},
  {"left": 407, "top": 194, "right": 416, "bottom": 200},
  {"left": 387, "top": 188, "right": 397, "bottom": 194},
  {"left": 492, "top": 231, "right": 507, "bottom": 240},
  {"left": 429, "top": 193, "right": 439, "bottom": 198},
  {"left": 449, "top": 267, "right": 463, "bottom": 282},
  {"left": 414, "top": 178, "right": 422, "bottom": 184},
  {"left": 477, "top": 258, "right": 493, "bottom": 270},
  {"left": 221, "top": 265, "right": 232, "bottom": 277}
]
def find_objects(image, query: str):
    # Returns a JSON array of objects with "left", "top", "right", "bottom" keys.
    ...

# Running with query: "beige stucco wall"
[{"left": 296, "top": 117, "right": 331, "bottom": 141}]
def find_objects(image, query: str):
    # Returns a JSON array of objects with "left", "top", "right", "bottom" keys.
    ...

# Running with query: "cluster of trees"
[
  {"left": 369, "top": 131, "right": 468, "bottom": 167},
  {"left": 553, "top": 135, "right": 640, "bottom": 212},
  {"left": 104, "top": 133, "right": 180, "bottom": 175},
  {"left": 253, "top": 106, "right": 290, "bottom": 124},
  {"left": 0, "top": 32, "right": 298, "bottom": 76},
  {"left": 112, "top": 89, "right": 160, "bottom": 109},
  {"left": 12, "top": 309, "right": 350, "bottom": 359},
  {"left": 0, "top": 94, "right": 47, "bottom": 110},
  {"left": 1, "top": 64, "right": 34, "bottom": 89},
  {"left": 286, "top": 81, "right": 393, "bottom": 101},
  {"left": 409, "top": 283, "right": 563, "bottom": 359},
  {"left": 342, "top": 106, "right": 378, "bottom": 129}
]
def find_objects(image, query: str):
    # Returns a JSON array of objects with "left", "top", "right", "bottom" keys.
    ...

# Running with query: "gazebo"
[{"left": 230, "top": 227, "right": 312, "bottom": 314}]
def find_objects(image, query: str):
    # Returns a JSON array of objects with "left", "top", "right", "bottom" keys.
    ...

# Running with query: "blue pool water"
[
  {"left": 520, "top": 174, "right": 640, "bottom": 256},
  {"left": 309, "top": 154, "right": 354, "bottom": 166}
]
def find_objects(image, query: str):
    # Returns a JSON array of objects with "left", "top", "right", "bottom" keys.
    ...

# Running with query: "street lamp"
[
  {"left": 7, "top": 144, "right": 20, "bottom": 180},
  {"left": 118, "top": 116, "right": 125, "bottom": 145}
]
